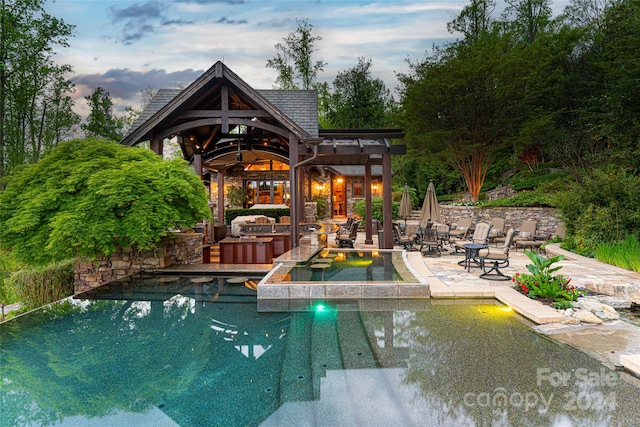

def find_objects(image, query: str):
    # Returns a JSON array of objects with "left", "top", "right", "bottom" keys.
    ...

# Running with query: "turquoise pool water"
[
  {"left": 2, "top": 276, "right": 640, "bottom": 426},
  {"left": 289, "top": 250, "right": 404, "bottom": 282}
]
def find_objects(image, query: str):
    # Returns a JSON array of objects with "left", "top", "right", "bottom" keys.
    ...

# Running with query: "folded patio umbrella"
[
  {"left": 398, "top": 184, "right": 413, "bottom": 226},
  {"left": 420, "top": 180, "right": 441, "bottom": 224}
]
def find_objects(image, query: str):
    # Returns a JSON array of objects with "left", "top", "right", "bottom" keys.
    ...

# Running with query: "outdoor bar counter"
[
  {"left": 241, "top": 232, "right": 291, "bottom": 257},
  {"left": 219, "top": 237, "right": 274, "bottom": 264}
]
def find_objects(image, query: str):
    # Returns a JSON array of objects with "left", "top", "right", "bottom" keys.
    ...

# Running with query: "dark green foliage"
[
  {"left": 224, "top": 208, "right": 290, "bottom": 225},
  {"left": 479, "top": 191, "right": 556, "bottom": 208},
  {"left": 326, "top": 58, "right": 393, "bottom": 128},
  {"left": 353, "top": 198, "right": 398, "bottom": 225},
  {"left": 509, "top": 168, "right": 569, "bottom": 191},
  {"left": 0, "top": 138, "right": 211, "bottom": 265},
  {"left": 6, "top": 259, "right": 74, "bottom": 309},
  {"left": 556, "top": 167, "right": 640, "bottom": 256},
  {"left": 81, "top": 87, "right": 122, "bottom": 141}
]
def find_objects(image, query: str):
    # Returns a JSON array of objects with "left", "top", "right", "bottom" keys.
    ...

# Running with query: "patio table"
[{"left": 460, "top": 243, "right": 487, "bottom": 272}]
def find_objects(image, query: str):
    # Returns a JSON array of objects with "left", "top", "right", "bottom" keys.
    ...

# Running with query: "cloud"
[
  {"left": 109, "top": 1, "right": 165, "bottom": 23},
  {"left": 162, "top": 18, "right": 196, "bottom": 26},
  {"left": 216, "top": 16, "right": 247, "bottom": 25},
  {"left": 72, "top": 68, "right": 204, "bottom": 107}
]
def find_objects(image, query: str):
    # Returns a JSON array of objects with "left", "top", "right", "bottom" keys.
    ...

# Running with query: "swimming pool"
[{"left": 2, "top": 277, "right": 640, "bottom": 426}]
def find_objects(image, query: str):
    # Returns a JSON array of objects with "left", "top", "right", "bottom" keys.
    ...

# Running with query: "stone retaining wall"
[
  {"left": 440, "top": 205, "right": 561, "bottom": 237},
  {"left": 74, "top": 233, "right": 204, "bottom": 293}
]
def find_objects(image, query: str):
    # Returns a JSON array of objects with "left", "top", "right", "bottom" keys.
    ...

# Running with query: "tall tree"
[
  {"left": 82, "top": 87, "right": 122, "bottom": 141},
  {"left": 266, "top": 18, "right": 326, "bottom": 90},
  {"left": 0, "top": 0, "right": 78, "bottom": 179},
  {"left": 501, "top": 0, "right": 553, "bottom": 43},
  {"left": 447, "top": 0, "right": 496, "bottom": 42},
  {"left": 326, "top": 58, "right": 393, "bottom": 128}
]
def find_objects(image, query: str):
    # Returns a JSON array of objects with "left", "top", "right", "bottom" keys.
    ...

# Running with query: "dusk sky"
[{"left": 44, "top": 0, "right": 570, "bottom": 118}]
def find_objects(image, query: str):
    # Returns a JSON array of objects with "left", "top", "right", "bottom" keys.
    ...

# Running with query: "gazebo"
[{"left": 120, "top": 61, "right": 406, "bottom": 249}]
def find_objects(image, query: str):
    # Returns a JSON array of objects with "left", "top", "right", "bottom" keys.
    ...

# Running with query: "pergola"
[{"left": 120, "top": 61, "right": 406, "bottom": 249}]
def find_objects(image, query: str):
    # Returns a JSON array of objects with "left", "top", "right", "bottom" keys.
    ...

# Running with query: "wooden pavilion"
[{"left": 120, "top": 61, "right": 406, "bottom": 248}]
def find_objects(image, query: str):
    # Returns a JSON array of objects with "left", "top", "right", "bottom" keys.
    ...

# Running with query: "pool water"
[
  {"left": 278, "top": 250, "right": 413, "bottom": 283},
  {"left": 2, "top": 277, "right": 640, "bottom": 426}
]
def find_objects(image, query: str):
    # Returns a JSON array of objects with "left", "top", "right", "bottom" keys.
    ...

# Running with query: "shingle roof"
[
  {"left": 257, "top": 90, "right": 318, "bottom": 137},
  {"left": 123, "top": 89, "right": 180, "bottom": 140}
]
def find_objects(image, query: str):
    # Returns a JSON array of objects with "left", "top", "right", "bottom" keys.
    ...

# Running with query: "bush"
[
  {"left": 478, "top": 190, "right": 556, "bottom": 208},
  {"left": 224, "top": 208, "right": 290, "bottom": 224},
  {"left": 0, "top": 138, "right": 211, "bottom": 266},
  {"left": 6, "top": 259, "right": 75, "bottom": 309},
  {"left": 353, "top": 198, "right": 399, "bottom": 225},
  {"left": 556, "top": 167, "right": 640, "bottom": 256}
]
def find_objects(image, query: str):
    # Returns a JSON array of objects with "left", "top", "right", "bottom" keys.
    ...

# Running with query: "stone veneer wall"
[
  {"left": 440, "top": 205, "right": 561, "bottom": 237},
  {"left": 74, "top": 233, "right": 204, "bottom": 293}
]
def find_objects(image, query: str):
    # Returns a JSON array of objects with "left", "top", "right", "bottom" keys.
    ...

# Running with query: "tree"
[
  {"left": 266, "top": 18, "right": 326, "bottom": 90},
  {"left": 0, "top": 138, "right": 211, "bottom": 266},
  {"left": 0, "top": 0, "right": 78, "bottom": 179},
  {"left": 501, "top": 0, "right": 553, "bottom": 43},
  {"left": 447, "top": 0, "right": 496, "bottom": 42},
  {"left": 82, "top": 87, "right": 122, "bottom": 141},
  {"left": 326, "top": 58, "right": 393, "bottom": 128}
]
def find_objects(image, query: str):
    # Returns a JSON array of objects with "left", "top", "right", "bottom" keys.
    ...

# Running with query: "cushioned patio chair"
[
  {"left": 448, "top": 217, "right": 473, "bottom": 240},
  {"left": 417, "top": 227, "right": 441, "bottom": 256},
  {"left": 336, "top": 220, "right": 360, "bottom": 248},
  {"left": 394, "top": 224, "right": 419, "bottom": 250},
  {"left": 488, "top": 218, "right": 506, "bottom": 244},
  {"left": 453, "top": 222, "right": 492, "bottom": 254},
  {"left": 479, "top": 228, "right": 516, "bottom": 280},
  {"left": 513, "top": 220, "right": 544, "bottom": 252}
]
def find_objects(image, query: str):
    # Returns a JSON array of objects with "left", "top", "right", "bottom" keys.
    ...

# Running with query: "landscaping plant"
[{"left": 513, "top": 250, "right": 586, "bottom": 306}]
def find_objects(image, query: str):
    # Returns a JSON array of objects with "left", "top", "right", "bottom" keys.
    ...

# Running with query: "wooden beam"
[{"left": 179, "top": 110, "right": 272, "bottom": 118}]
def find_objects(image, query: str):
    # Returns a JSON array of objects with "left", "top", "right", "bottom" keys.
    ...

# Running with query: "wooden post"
[{"left": 364, "top": 163, "right": 373, "bottom": 244}]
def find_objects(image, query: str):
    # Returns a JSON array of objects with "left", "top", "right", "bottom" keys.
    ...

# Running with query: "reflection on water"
[{"left": 1, "top": 279, "right": 639, "bottom": 427}]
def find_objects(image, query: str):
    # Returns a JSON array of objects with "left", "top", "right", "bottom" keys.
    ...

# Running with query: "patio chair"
[
  {"left": 255, "top": 216, "right": 269, "bottom": 224},
  {"left": 394, "top": 224, "right": 419, "bottom": 250},
  {"left": 488, "top": 218, "right": 505, "bottom": 244},
  {"left": 453, "top": 222, "right": 492, "bottom": 254},
  {"left": 448, "top": 217, "right": 473, "bottom": 239},
  {"left": 513, "top": 220, "right": 544, "bottom": 252},
  {"left": 417, "top": 227, "right": 441, "bottom": 256},
  {"left": 479, "top": 228, "right": 517, "bottom": 280},
  {"left": 336, "top": 220, "right": 360, "bottom": 248}
]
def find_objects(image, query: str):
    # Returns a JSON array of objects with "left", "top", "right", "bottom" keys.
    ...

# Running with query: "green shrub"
[
  {"left": 353, "top": 198, "right": 399, "bottom": 225},
  {"left": 509, "top": 169, "right": 568, "bottom": 191},
  {"left": 555, "top": 167, "right": 640, "bottom": 256},
  {"left": 478, "top": 191, "right": 556, "bottom": 208},
  {"left": 595, "top": 234, "right": 640, "bottom": 272},
  {"left": 0, "top": 138, "right": 211, "bottom": 266},
  {"left": 6, "top": 259, "right": 75, "bottom": 309},
  {"left": 224, "top": 208, "right": 290, "bottom": 224}
]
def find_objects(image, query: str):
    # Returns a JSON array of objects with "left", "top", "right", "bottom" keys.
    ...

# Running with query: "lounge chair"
[
  {"left": 336, "top": 220, "right": 360, "bottom": 248},
  {"left": 513, "top": 220, "right": 544, "bottom": 252},
  {"left": 479, "top": 228, "right": 516, "bottom": 280}
]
